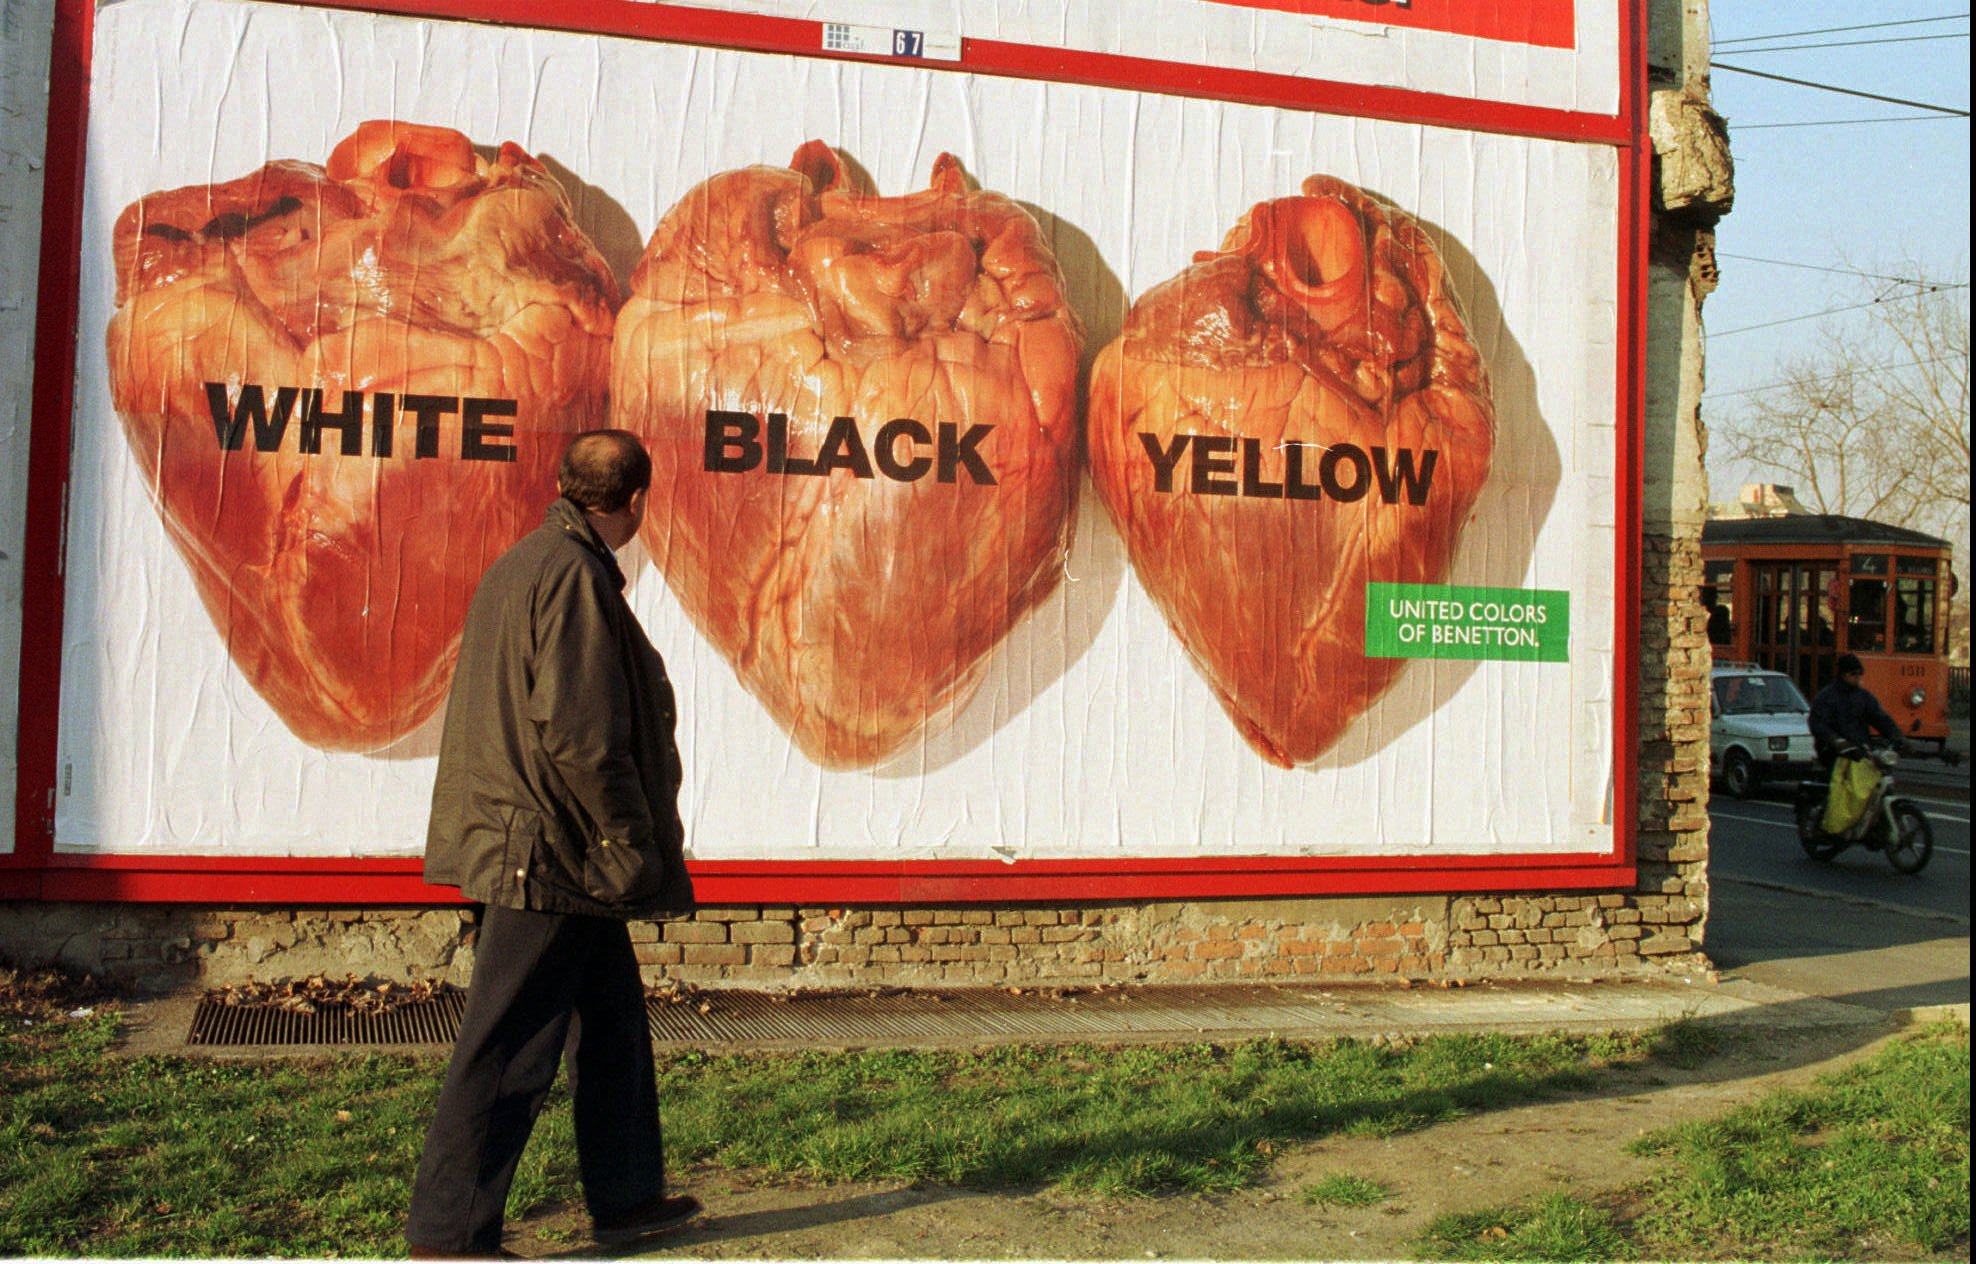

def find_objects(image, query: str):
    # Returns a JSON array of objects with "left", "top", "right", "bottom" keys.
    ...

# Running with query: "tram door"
[{"left": 1750, "top": 562, "right": 1840, "bottom": 697}]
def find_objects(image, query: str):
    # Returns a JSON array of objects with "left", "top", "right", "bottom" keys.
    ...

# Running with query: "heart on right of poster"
[{"left": 1088, "top": 174, "right": 1497, "bottom": 767}]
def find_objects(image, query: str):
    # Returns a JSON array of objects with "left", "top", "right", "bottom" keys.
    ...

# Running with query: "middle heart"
[{"left": 612, "top": 143, "right": 1084, "bottom": 769}]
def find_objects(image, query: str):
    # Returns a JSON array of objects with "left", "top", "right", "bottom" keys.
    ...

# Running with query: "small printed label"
[
  {"left": 1365, "top": 583, "right": 1570, "bottom": 662},
  {"left": 822, "top": 22, "right": 962, "bottom": 60}
]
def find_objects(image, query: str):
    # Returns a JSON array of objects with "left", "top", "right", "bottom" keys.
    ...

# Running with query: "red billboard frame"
[
  {"left": 6, "top": 0, "right": 1647, "bottom": 904},
  {"left": 1203, "top": 0, "right": 1580, "bottom": 51}
]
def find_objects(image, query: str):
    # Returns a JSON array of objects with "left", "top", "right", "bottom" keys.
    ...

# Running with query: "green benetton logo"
[{"left": 1365, "top": 583, "right": 1569, "bottom": 662}]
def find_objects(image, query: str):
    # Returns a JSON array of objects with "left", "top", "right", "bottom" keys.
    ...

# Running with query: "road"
[{"left": 1704, "top": 754, "right": 1971, "bottom": 1015}]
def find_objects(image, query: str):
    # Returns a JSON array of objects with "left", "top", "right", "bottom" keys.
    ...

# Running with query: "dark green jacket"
[{"left": 424, "top": 498, "right": 695, "bottom": 918}]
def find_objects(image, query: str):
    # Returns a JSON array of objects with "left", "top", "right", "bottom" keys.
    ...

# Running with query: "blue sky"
[{"left": 1699, "top": 5, "right": 1970, "bottom": 509}]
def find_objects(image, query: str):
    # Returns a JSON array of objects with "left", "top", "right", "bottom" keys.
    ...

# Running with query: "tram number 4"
[{"left": 893, "top": 29, "right": 925, "bottom": 57}]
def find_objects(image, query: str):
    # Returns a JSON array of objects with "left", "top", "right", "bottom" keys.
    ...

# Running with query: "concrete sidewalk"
[{"left": 114, "top": 972, "right": 1952, "bottom": 1060}]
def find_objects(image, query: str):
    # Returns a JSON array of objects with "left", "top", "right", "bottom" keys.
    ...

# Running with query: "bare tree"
[
  {"left": 1712, "top": 268, "right": 1970, "bottom": 663},
  {"left": 1714, "top": 274, "right": 1969, "bottom": 544}
]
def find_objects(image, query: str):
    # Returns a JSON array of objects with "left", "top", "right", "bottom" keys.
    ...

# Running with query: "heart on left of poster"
[{"left": 105, "top": 120, "right": 620, "bottom": 752}]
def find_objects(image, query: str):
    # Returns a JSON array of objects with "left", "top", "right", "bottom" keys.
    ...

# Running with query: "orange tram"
[{"left": 1702, "top": 514, "right": 1960, "bottom": 757}]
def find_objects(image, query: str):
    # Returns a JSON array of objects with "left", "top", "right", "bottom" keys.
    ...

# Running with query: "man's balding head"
[{"left": 559, "top": 430, "right": 652, "bottom": 513}]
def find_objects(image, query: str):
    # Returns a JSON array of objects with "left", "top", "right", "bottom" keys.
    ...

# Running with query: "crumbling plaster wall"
[
  {"left": 0, "top": 0, "right": 55, "bottom": 858},
  {"left": 1643, "top": 0, "right": 1735, "bottom": 961}
]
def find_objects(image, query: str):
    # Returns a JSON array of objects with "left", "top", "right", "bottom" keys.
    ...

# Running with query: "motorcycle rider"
[
  {"left": 1807, "top": 654, "right": 1907, "bottom": 838},
  {"left": 1808, "top": 653, "right": 1905, "bottom": 769}
]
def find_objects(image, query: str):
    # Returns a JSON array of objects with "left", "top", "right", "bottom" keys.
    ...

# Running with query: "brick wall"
[
  {"left": 3, "top": 885, "right": 1704, "bottom": 995},
  {"left": 636, "top": 898, "right": 1455, "bottom": 989}
]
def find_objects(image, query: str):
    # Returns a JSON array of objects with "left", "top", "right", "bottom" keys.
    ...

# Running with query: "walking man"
[{"left": 407, "top": 430, "right": 700, "bottom": 1258}]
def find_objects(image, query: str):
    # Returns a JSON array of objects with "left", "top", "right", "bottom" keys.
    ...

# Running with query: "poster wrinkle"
[{"left": 52, "top": 0, "right": 1624, "bottom": 871}]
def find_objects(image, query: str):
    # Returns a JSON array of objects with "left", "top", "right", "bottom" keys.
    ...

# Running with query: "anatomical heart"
[
  {"left": 612, "top": 142, "right": 1083, "bottom": 769},
  {"left": 1089, "top": 176, "right": 1495, "bottom": 767},
  {"left": 106, "top": 121, "right": 619, "bottom": 752}
]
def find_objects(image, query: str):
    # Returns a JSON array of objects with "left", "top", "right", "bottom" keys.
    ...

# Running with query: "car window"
[{"left": 1715, "top": 674, "right": 1809, "bottom": 715}]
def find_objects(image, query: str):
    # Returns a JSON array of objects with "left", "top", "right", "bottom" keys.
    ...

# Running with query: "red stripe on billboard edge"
[
  {"left": 1613, "top": 0, "right": 1648, "bottom": 877},
  {"left": 1202, "top": 0, "right": 1578, "bottom": 51},
  {"left": 24, "top": 861, "right": 1638, "bottom": 904}
]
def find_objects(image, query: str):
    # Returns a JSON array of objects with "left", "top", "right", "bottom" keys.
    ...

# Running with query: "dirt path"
[{"left": 504, "top": 1023, "right": 1904, "bottom": 1260}]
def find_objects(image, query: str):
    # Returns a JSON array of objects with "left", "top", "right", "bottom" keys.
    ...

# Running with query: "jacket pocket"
[{"left": 583, "top": 835, "right": 666, "bottom": 907}]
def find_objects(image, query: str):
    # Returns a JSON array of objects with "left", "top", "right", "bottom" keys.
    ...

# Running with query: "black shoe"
[{"left": 592, "top": 1193, "right": 704, "bottom": 1245}]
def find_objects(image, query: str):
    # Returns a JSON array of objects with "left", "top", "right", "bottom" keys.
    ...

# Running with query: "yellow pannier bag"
[{"left": 1822, "top": 756, "right": 1881, "bottom": 836}]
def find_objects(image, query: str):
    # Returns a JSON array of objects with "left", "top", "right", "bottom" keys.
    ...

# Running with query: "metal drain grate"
[
  {"left": 186, "top": 983, "right": 1619, "bottom": 1049},
  {"left": 188, "top": 992, "right": 465, "bottom": 1046}
]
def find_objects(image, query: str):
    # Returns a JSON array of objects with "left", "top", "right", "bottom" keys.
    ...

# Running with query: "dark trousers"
[{"left": 406, "top": 906, "right": 665, "bottom": 1253}]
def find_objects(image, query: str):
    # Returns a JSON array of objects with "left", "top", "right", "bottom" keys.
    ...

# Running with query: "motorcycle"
[{"left": 1793, "top": 744, "right": 1935, "bottom": 874}]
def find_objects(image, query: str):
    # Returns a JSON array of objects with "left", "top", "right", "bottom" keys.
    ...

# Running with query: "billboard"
[{"left": 7, "top": 0, "right": 1642, "bottom": 900}]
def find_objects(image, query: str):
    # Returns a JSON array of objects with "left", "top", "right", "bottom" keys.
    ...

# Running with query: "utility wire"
[
  {"left": 1726, "top": 32, "right": 1970, "bottom": 54},
  {"left": 1710, "top": 62, "right": 1972, "bottom": 116},
  {"left": 1734, "top": 114, "right": 1967, "bottom": 129},
  {"left": 1717, "top": 254, "right": 1961, "bottom": 288},
  {"left": 1714, "top": 14, "right": 1970, "bottom": 46},
  {"left": 1712, "top": 285, "right": 1970, "bottom": 339},
  {"left": 1702, "top": 356, "right": 1961, "bottom": 402}
]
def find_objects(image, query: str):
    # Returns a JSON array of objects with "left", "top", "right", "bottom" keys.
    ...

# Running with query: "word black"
[
  {"left": 204, "top": 383, "right": 519, "bottom": 462},
  {"left": 1138, "top": 433, "right": 1438, "bottom": 505},
  {"left": 704, "top": 410, "right": 997, "bottom": 486}
]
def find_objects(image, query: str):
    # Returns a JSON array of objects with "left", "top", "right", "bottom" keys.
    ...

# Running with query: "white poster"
[{"left": 54, "top": 0, "right": 1620, "bottom": 865}]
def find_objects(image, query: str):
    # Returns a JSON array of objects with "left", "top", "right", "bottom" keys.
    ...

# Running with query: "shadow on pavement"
[
  {"left": 517, "top": 1185, "right": 969, "bottom": 1259},
  {"left": 1706, "top": 857, "right": 1969, "bottom": 1014}
]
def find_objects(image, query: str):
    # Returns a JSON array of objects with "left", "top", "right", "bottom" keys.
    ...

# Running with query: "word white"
[{"left": 204, "top": 384, "right": 517, "bottom": 461}]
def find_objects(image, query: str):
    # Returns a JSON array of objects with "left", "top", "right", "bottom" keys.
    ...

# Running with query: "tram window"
[
  {"left": 1852, "top": 553, "right": 1889, "bottom": 575},
  {"left": 1895, "top": 578, "right": 1938, "bottom": 653},
  {"left": 1812, "top": 566, "right": 1838, "bottom": 649},
  {"left": 1849, "top": 578, "right": 1888, "bottom": 651},
  {"left": 1897, "top": 556, "right": 1939, "bottom": 575},
  {"left": 1703, "top": 561, "right": 1735, "bottom": 645}
]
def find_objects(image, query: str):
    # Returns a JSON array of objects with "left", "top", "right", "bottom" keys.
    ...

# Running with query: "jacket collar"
[{"left": 545, "top": 496, "right": 627, "bottom": 592}]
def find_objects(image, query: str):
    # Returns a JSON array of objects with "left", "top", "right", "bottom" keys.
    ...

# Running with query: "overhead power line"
[
  {"left": 1727, "top": 32, "right": 1970, "bottom": 54},
  {"left": 1717, "top": 254, "right": 1962, "bottom": 288},
  {"left": 1702, "top": 355, "right": 1962, "bottom": 403},
  {"left": 1710, "top": 62, "right": 1973, "bottom": 116},
  {"left": 1711, "top": 284, "right": 1970, "bottom": 339},
  {"left": 1734, "top": 114, "right": 1968, "bottom": 129},
  {"left": 1714, "top": 14, "right": 1970, "bottom": 46}
]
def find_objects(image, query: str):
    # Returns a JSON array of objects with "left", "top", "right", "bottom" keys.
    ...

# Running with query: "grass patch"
[
  {"left": 1627, "top": 1022, "right": 1970, "bottom": 1259},
  {"left": 1418, "top": 1023, "right": 1971, "bottom": 1261},
  {"left": 1300, "top": 1173, "right": 1391, "bottom": 1208},
  {"left": 653, "top": 1029, "right": 1695, "bottom": 1195},
  {"left": 0, "top": 997, "right": 1713, "bottom": 1257},
  {"left": 0, "top": 1008, "right": 575, "bottom": 1257},
  {"left": 1423, "top": 1193, "right": 1632, "bottom": 1261}
]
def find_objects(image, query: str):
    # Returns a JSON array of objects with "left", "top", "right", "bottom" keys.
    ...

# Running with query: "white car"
[{"left": 1709, "top": 664, "right": 1819, "bottom": 799}]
